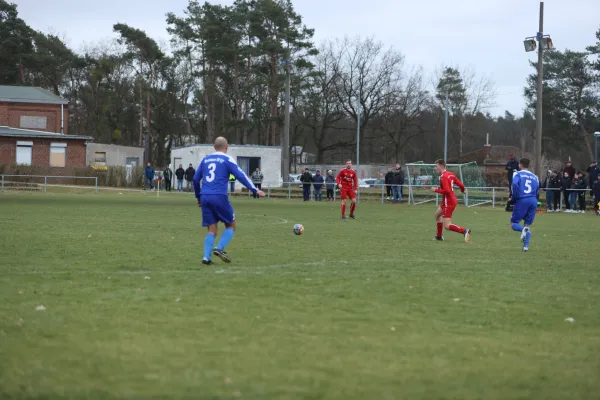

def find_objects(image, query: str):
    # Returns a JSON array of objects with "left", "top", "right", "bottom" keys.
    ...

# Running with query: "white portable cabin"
[{"left": 171, "top": 144, "right": 282, "bottom": 189}]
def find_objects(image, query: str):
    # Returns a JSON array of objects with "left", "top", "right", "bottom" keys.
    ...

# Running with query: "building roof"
[
  {"left": 448, "top": 145, "right": 525, "bottom": 165},
  {"left": 172, "top": 143, "right": 281, "bottom": 150},
  {"left": 0, "top": 85, "right": 68, "bottom": 105},
  {"left": 0, "top": 126, "right": 92, "bottom": 141}
]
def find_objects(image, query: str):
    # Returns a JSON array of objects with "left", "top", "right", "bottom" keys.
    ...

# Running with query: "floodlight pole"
[
  {"left": 594, "top": 132, "right": 600, "bottom": 162},
  {"left": 444, "top": 93, "right": 449, "bottom": 162},
  {"left": 356, "top": 97, "right": 361, "bottom": 203},
  {"left": 282, "top": 59, "right": 291, "bottom": 187},
  {"left": 534, "top": 1, "right": 544, "bottom": 178}
]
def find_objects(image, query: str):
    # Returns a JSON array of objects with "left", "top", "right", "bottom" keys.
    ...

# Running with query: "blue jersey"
[
  {"left": 512, "top": 170, "right": 539, "bottom": 201},
  {"left": 193, "top": 152, "right": 256, "bottom": 200}
]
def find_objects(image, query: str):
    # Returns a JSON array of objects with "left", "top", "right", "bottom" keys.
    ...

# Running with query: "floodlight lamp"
[
  {"left": 523, "top": 39, "right": 536, "bottom": 52},
  {"left": 540, "top": 37, "right": 553, "bottom": 50},
  {"left": 594, "top": 131, "right": 600, "bottom": 137}
]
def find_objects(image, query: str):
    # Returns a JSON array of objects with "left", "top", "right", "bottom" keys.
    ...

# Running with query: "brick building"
[
  {"left": 0, "top": 86, "right": 92, "bottom": 169},
  {"left": 0, "top": 85, "right": 69, "bottom": 133},
  {"left": 448, "top": 135, "right": 532, "bottom": 186}
]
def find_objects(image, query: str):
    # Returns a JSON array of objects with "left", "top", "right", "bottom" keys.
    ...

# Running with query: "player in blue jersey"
[
  {"left": 509, "top": 158, "right": 539, "bottom": 252},
  {"left": 193, "top": 137, "right": 265, "bottom": 265}
]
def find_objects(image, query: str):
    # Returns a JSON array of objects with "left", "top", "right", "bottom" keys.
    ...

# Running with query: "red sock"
[
  {"left": 341, "top": 203, "right": 346, "bottom": 217},
  {"left": 436, "top": 222, "right": 443, "bottom": 237},
  {"left": 449, "top": 224, "right": 465, "bottom": 234},
  {"left": 350, "top": 203, "right": 356, "bottom": 216}
]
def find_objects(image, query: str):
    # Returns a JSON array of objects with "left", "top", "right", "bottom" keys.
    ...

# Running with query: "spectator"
[
  {"left": 313, "top": 170, "right": 325, "bottom": 201},
  {"left": 163, "top": 164, "right": 173, "bottom": 191},
  {"left": 593, "top": 175, "right": 600, "bottom": 214},
  {"left": 564, "top": 173, "right": 576, "bottom": 213},
  {"left": 548, "top": 170, "right": 562, "bottom": 211},
  {"left": 506, "top": 155, "right": 519, "bottom": 197},
  {"left": 391, "top": 164, "right": 404, "bottom": 203},
  {"left": 229, "top": 173, "right": 236, "bottom": 193},
  {"left": 325, "top": 170, "right": 336, "bottom": 201},
  {"left": 543, "top": 170, "right": 558, "bottom": 212},
  {"left": 175, "top": 164, "right": 185, "bottom": 192},
  {"left": 587, "top": 160, "right": 600, "bottom": 189},
  {"left": 251, "top": 168, "right": 264, "bottom": 199},
  {"left": 144, "top": 162, "right": 155, "bottom": 191},
  {"left": 384, "top": 167, "right": 394, "bottom": 200},
  {"left": 185, "top": 163, "right": 195, "bottom": 192},
  {"left": 300, "top": 168, "right": 312, "bottom": 201},
  {"left": 574, "top": 171, "right": 587, "bottom": 214},
  {"left": 563, "top": 160, "right": 576, "bottom": 179}
]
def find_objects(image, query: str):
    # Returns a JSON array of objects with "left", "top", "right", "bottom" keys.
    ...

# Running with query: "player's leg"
[
  {"left": 349, "top": 191, "right": 357, "bottom": 218},
  {"left": 340, "top": 190, "right": 348, "bottom": 218},
  {"left": 441, "top": 205, "right": 469, "bottom": 241},
  {"left": 213, "top": 199, "right": 235, "bottom": 263},
  {"left": 521, "top": 200, "right": 537, "bottom": 251},
  {"left": 200, "top": 198, "right": 219, "bottom": 265},
  {"left": 434, "top": 207, "right": 444, "bottom": 240},
  {"left": 509, "top": 201, "right": 528, "bottom": 247}
]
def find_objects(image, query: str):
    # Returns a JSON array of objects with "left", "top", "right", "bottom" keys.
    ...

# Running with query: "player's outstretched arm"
[
  {"left": 455, "top": 177, "right": 466, "bottom": 193},
  {"left": 193, "top": 164, "right": 203, "bottom": 201}
]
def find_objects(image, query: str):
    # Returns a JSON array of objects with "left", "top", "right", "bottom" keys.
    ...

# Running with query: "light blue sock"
[
  {"left": 216, "top": 228, "right": 235, "bottom": 251},
  {"left": 511, "top": 223, "right": 523, "bottom": 233},
  {"left": 204, "top": 233, "right": 216, "bottom": 261},
  {"left": 524, "top": 228, "right": 532, "bottom": 247}
]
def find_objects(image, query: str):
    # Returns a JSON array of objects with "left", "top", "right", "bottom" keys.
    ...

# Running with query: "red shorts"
[
  {"left": 441, "top": 204, "right": 456, "bottom": 218},
  {"left": 340, "top": 188, "right": 356, "bottom": 200}
]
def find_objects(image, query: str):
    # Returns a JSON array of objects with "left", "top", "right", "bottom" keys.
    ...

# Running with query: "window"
[
  {"left": 94, "top": 152, "right": 107, "bottom": 163},
  {"left": 16, "top": 141, "right": 32, "bottom": 165},
  {"left": 50, "top": 142, "right": 67, "bottom": 167}
]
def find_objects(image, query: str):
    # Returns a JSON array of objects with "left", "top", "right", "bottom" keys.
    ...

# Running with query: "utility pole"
[
  {"left": 444, "top": 93, "right": 449, "bottom": 162},
  {"left": 282, "top": 59, "right": 291, "bottom": 186},
  {"left": 534, "top": 1, "right": 544, "bottom": 178},
  {"left": 356, "top": 97, "right": 361, "bottom": 203}
]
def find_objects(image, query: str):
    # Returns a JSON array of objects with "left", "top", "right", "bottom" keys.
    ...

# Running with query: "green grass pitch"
[{"left": 1, "top": 191, "right": 599, "bottom": 399}]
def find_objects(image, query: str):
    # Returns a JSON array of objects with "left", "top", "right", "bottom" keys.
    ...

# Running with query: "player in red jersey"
[
  {"left": 432, "top": 159, "right": 471, "bottom": 242},
  {"left": 336, "top": 160, "right": 359, "bottom": 219}
]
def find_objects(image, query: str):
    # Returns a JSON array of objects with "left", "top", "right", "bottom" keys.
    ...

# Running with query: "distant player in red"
[
  {"left": 336, "top": 160, "right": 358, "bottom": 220},
  {"left": 432, "top": 159, "right": 471, "bottom": 242}
]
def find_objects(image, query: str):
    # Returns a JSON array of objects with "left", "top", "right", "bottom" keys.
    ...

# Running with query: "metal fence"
[
  {"left": 1, "top": 175, "right": 98, "bottom": 193},
  {"left": 1, "top": 175, "right": 596, "bottom": 211}
]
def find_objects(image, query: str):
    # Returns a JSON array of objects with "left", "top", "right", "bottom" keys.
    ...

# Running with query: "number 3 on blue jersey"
[
  {"left": 524, "top": 179, "right": 532, "bottom": 194},
  {"left": 206, "top": 163, "right": 216, "bottom": 182}
]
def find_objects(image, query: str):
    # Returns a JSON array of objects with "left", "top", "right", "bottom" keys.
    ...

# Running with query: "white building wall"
[{"left": 171, "top": 144, "right": 282, "bottom": 189}]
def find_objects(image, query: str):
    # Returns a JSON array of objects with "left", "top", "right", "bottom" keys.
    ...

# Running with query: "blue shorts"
[
  {"left": 201, "top": 195, "right": 235, "bottom": 227},
  {"left": 511, "top": 198, "right": 538, "bottom": 226}
]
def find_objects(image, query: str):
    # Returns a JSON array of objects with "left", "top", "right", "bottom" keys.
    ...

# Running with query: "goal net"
[{"left": 405, "top": 161, "right": 489, "bottom": 207}]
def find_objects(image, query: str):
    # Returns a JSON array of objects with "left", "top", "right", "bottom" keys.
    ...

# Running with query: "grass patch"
[{"left": 1, "top": 191, "right": 599, "bottom": 399}]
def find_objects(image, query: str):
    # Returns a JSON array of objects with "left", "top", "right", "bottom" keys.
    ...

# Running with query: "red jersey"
[
  {"left": 434, "top": 170, "right": 465, "bottom": 206},
  {"left": 336, "top": 168, "right": 358, "bottom": 190}
]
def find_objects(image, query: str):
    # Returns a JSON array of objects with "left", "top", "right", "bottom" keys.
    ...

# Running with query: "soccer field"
[{"left": 1, "top": 191, "right": 599, "bottom": 399}]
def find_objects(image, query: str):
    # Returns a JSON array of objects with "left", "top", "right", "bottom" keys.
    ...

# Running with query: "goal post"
[{"left": 405, "top": 161, "right": 489, "bottom": 207}]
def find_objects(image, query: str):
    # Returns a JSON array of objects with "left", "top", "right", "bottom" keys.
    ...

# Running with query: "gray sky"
[{"left": 14, "top": 0, "right": 600, "bottom": 117}]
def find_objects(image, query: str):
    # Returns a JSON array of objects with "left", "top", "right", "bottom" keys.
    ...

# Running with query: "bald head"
[{"left": 214, "top": 136, "right": 228, "bottom": 152}]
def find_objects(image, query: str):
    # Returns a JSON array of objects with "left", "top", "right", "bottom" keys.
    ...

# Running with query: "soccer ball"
[{"left": 293, "top": 224, "right": 304, "bottom": 235}]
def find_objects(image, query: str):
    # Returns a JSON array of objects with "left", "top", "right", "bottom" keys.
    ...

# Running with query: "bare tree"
[
  {"left": 331, "top": 36, "right": 405, "bottom": 156},
  {"left": 379, "top": 66, "right": 429, "bottom": 163}
]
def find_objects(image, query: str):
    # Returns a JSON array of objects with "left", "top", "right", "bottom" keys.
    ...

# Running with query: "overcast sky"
[{"left": 13, "top": 0, "right": 600, "bottom": 117}]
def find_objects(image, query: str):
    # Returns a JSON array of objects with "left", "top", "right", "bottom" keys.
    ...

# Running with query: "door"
[{"left": 173, "top": 157, "right": 182, "bottom": 169}]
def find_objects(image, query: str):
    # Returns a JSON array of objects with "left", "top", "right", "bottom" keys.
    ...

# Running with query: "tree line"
[{"left": 1, "top": 0, "right": 599, "bottom": 167}]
